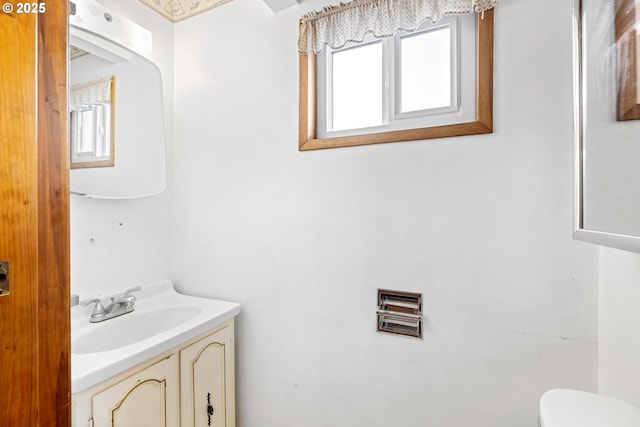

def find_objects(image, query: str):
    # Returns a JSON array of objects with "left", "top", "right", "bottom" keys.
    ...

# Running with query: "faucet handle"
[
  {"left": 123, "top": 285, "right": 141, "bottom": 298},
  {"left": 81, "top": 298, "right": 106, "bottom": 315}
]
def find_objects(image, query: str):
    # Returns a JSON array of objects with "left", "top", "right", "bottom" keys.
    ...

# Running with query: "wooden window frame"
[{"left": 299, "top": 9, "right": 494, "bottom": 151}]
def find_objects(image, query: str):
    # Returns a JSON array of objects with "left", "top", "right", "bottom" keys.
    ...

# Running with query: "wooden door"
[
  {"left": 0, "top": 3, "right": 70, "bottom": 426},
  {"left": 92, "top": 355, "right": 180, "bottom": 427}
]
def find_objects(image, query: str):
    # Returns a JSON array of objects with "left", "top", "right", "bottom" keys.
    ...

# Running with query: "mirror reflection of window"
[{"left": 69, "top": 75, "right": 115, "bottom": 168}]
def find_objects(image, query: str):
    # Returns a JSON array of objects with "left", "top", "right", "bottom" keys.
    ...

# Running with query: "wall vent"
[{"left": 377, "top": 289, "right": 422, "bottom": 338}]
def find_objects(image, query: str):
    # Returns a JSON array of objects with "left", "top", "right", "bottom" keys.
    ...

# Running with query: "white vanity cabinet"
[{"left": 72, "top": 319, "right": 235, "bottom": 427}]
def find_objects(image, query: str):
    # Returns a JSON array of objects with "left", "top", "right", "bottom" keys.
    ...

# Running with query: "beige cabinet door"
[
  {"left": 180, "top": 322, "right": 235, "bottom": 427},
  {"left": 92, "top": 355, "right": 180, "bottom": 427}
]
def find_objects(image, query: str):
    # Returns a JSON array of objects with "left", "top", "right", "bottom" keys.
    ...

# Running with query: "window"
[
  {"left": 70, "top": 103, "right": 112, "bottom": 165},
  {"left": 318, "top": 17, "right": 468, "bottom": 138},
  {"left": 299, "top": 10, "right": 494, "bottom": 150},
  {"left": 69, "top": 75, "right": 116, "bottom": 168}
]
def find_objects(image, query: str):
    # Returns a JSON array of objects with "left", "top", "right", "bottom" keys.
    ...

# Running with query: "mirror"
[
  {"left": 69, "top": 0, "right": 166, "bottom": 199},
  {"left": 573, "top": 0, "right": 640, "bottom": 253}
]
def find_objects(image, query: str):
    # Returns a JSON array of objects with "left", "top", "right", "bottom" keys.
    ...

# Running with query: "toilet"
[{"left": 539, "top": 389, "right": 640, "bottom": 426}]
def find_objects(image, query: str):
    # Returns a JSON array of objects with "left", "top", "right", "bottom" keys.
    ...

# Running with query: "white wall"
[
  {"left": 599, "top": 247, "right": 640, "bottom": 408},
  {"left": 171, "top": 0, "right": 599, "bottom": 426},
  {"left": 70, "top": 0, "right": 174, "bottom": 298}
]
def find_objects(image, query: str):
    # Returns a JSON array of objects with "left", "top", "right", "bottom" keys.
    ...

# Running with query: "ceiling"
[{"left": 138, "top": 0, "right": 299, "bottom": 22}]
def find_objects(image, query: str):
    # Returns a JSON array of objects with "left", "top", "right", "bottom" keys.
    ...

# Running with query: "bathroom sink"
[
  {"left": 72, "top": 305, "right": 201, "bottom": 354},
  {"left": 71, "top": 279, "right": 240, "bottom": 393}
]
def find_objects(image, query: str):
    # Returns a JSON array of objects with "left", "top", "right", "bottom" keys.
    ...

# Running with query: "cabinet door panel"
[
  {"left": 181, "top": 324, "right": 235, "bottom": 427},
  {"left": 92, "top": 355, "right": 179, "bottom": 427}
]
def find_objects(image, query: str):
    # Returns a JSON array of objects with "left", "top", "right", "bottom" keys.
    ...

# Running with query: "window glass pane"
[
  {"left": 94, "top": 104, "right": 111, "bottom": 157},
  {"left": 399, "top": 26, "right": 452, "bottom": 113},
  {"left": 78, "top": 108, "right": 96, "bottom": 154},
  {"left": 71, "top": 104, "right": 112, "bottom": 159},
  {"left": 331, "top": 41, "right": 382, "bottom": 131}
]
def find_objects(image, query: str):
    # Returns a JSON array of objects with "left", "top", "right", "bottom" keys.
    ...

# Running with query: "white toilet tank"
[{"left": 539, "top": 389, "right": 640, "bottom": 427}]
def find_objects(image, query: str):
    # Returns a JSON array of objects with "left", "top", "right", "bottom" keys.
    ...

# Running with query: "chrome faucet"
[{"left": 81, "top": 286, "right": 141, "bottom": 323}]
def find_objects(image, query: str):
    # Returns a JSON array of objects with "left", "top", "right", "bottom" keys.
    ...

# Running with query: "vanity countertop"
[{"left": 71, "top": 279, "right": 240, "bottom": 393}]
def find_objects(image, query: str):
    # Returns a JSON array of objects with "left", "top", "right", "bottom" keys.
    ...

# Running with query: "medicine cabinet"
[
  {"left": 69, "top": 0, "right": 166, "bottom": 199},
  {"left": 573, "top": 0, "right": 640, "bottom": 253}
]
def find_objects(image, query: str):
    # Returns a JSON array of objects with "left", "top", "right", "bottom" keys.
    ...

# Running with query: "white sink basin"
[
  {"left": 72, "top": 305, "right": 202, "bottom": 354},
  {"left": 71, "top": 279, "right": 240, "bottom": 393}
]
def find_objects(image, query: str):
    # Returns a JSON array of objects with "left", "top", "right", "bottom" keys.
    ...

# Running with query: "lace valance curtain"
[
  {"left": 298, "top": 0, "right": 498, "bottom": 54},
  {"left": 70, "top": 76, "right": 113, "bottom": 110}
]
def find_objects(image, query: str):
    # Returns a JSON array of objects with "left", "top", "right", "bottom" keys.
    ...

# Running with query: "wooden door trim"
[
  {"left": 37, "top": 3, "right": 71, "bottom": 426},
  {"left": 0, "top": 3, "right": 70, "bottom": 425}
]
